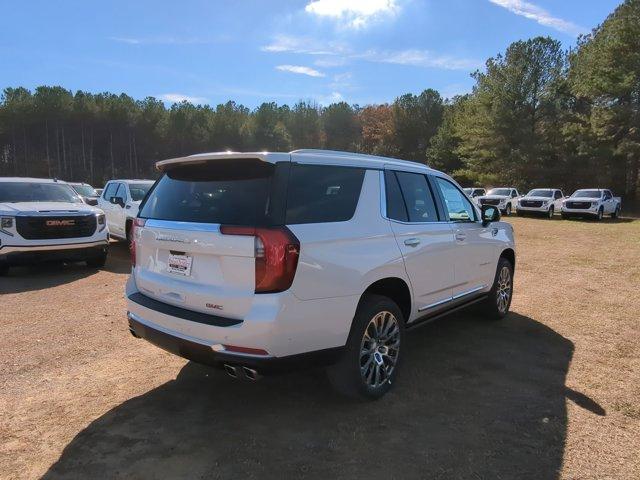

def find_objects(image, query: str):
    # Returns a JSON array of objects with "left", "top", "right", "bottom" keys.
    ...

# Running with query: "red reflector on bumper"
[{"left": 223, "top": 344, "right": 269, "bottom": 356}]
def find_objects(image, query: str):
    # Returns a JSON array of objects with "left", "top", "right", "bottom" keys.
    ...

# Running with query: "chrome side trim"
[
  {"left": 417, "top": 284, "right": 488, "bottom": 312},
  {"left": 418, "top": 297, "right": 452, "bottom": 312},
  {"left": 452, "top": 284, "right": 488, "bottom": 300}
]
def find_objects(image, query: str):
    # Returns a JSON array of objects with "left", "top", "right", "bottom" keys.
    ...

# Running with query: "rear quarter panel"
[{"left": 287, "top": 170, "right": 409, "bottom": 303}]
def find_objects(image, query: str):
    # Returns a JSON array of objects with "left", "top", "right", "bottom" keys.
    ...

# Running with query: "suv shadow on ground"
[{"left": 42, "top": 312, "right": 601, "bottom": 480}]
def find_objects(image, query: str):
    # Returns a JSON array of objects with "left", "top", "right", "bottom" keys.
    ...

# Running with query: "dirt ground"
[{"left": 1, "top": 217, "right": 639, "bottom": 480}]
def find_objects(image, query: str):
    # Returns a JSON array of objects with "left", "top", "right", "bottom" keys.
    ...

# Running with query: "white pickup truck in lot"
[
  {"left": 561, "top": 189, "right": 621, "bottom": 220},
  {"left": 516, "top": 188, "right": 565, "bottom": 219},
  {"left": 0, "top": 177, "right": 109, "bottom": 275},
  {"left": 477, "top": 188, "right": 520, "bottom": 216},
  {"left": 97, "top": 179, "right": 154, "bottom": 242}
]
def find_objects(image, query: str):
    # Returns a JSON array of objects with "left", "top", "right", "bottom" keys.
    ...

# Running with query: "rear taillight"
[
  {"left": 130, "top": 218, "right": 146, "bottom": 267},
  {"left": 220, "top": 225, "right": 300, "bottom": 293}
]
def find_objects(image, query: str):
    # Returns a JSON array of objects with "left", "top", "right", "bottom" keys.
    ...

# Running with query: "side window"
[
  {"left": 554, "top": 190, "right": 562, "bottom": 199},
  {"left": 395, "top": 171, "right": 439, "bottom": 222},
  {"left": 115, "top": 183, "right": 127, "bottom": 200},
  {"left": 384, "top": 171, "right": 408, "bottom": 222},
  {"left": 434, "top": 177, "right": 476, "bottom": 222},
  {"left": 285, "top": 164, "right": 365, "bottom": 224},
  {"left": 103, "top": 183, "right": 117, "bottom": 199},
  {"left": 511, "top": 190, "right": 518, "bottom": 198},
  {"left": 604, "top": 191, "right": 612, "bottom": 200}
]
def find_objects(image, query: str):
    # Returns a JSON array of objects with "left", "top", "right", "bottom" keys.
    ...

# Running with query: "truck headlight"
[
  {"left": 1, "top": 217, "right": 13, "bottom": 229},
  {"left": 591, "top": 202, "right": 599, "bottom": 208},
  {"left": 97, "top": 213, "right": 106, "bottom": 231}
]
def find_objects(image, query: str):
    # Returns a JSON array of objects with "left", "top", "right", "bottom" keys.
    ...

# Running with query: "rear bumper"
[
  {"left": 0, "top": 240, "right": 109, "bottom": 265},
  {"left": 127, "top": 312, "right": 344, "bottom": 374}
]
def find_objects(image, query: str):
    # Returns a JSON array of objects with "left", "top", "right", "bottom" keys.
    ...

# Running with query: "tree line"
[{"left": 1, "top": 0, "right": 638, "bottom": 198}]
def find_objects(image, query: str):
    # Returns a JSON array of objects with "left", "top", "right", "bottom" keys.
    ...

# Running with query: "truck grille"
[
  {"left": 480, "top": 198, "right": 500, "bottom": 206},
  {"left": 520, "top": 200, "right": 543, "bottom": 208},
  {"left": 16, "top": 215, "right": 97, "bottom": 240},
  {"left": 566, "top": 201, "right": 591, "bottom": 209}
]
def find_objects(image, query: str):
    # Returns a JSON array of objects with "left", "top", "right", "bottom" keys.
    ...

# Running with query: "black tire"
[
  {"left": 612, "top": 206, "right": 620, "bottom": 219},
  {"left": 548, "top": 206, "right": 554, "bottom": 219},
  {"left": 516, "top": 210, "right": 525, "bottom": 217},
  {"left": 86, "top": 251, "right": 108, "bottom": 269},
  {"left": 0, "top": 263, "right": 9, "bottom": 276},
  {"left": 505, "top": 204, "right": 512, "bottom": 216},
  {"left": 481, "top": 257, "right": 513, "bottom": 320},
  {"left": 326, "top": 294, "right": 405, "bottom": 400},
  {"left": 596, "top": 207, "right": 603, "bottom": 221}
]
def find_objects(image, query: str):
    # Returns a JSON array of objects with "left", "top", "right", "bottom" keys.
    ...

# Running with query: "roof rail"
[{"left": 291, "top": 149, "right": 395, "bottom": 161}]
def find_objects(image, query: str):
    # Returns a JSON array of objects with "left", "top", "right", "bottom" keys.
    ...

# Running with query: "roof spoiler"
[{"left": 155, "top": 152, "right": 290, "bottom": 172}]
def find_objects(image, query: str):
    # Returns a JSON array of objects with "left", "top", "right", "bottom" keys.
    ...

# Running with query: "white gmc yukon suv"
[
  {"left": 0, "top": 178, "right": 109, "bottom": 276},
  {"left": 126, "top": 150, "right": 516, "bottom": 399},
  {"left": 97, "top": 179, "right": 154, "bottom": 242},
  {"left": 561, "top": 189, "right": 621, "bottom": 220}
]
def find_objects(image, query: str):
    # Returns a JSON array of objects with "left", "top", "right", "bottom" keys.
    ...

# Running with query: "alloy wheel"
[
  {"left": 496, "top": 266, "right": 512, "bottom": 314},
  {"left": 360, "top": 311, "right": 400, "bottom": 389}
]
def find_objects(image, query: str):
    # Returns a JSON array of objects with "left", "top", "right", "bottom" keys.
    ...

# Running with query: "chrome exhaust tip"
[
  {"left": 224, "top": 364, "right": 238, "bottom": 378},
  {"left": 242, "top": 367, "right": 261, "bottom": 381}
]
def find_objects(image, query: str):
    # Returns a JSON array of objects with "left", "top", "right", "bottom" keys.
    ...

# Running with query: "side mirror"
[
  {"left": 110, "top": 196, "right": 125, "bottom": 208},
  {"left": 481, "top": 205, "right": 501, "bottom": 225}
]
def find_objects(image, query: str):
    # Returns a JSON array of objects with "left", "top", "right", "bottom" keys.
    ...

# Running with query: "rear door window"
[
  {"left": 285, "top": 164, "right": 365, "bottom": 224},
  {"left": 394, "top": 171, "right": 439, "bottom": 222},
  {"left": 139, "top": 159, "right": 282, "bottom": 226},
  {"left": 384, "top": 170, "right": 408, "bottom": 222}
]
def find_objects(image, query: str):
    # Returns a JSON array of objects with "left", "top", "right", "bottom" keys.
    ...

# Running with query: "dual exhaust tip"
[{"left": 224, "top": 364, "right": 261, "bottom": 381}]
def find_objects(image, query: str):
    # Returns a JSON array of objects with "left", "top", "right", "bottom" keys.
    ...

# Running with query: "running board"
[{"left": 406, "top": 294, "right": 488, "bottom": 331}]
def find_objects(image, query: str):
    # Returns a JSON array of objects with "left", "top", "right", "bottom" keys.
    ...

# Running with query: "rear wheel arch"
[{"left": 357, "top": 277, "right": 412, "bottom": 322}]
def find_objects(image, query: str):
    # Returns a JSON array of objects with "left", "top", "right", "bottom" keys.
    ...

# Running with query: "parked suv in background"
[
  {"left": 0, "top": 178, "right": 108, "bottom": 275},
  {"left": 126, "top": 150, "right": 515, "bottom": 399},
  {"left": 477, "top": 188, "right": 520, "bottom": 215},
  {"left": 516, "top": 188, "right": 565, "bottom": 219},
  {"left": 98, "top": 179, "right": 154, "bottom": 241},
  {"left": 561, "top": 189, "right": 621, "bottom": 220}
]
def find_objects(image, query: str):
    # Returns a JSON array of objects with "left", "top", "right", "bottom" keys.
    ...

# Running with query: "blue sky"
[{"left": 0, "top": 0, "right": 622, "bottom": 108}]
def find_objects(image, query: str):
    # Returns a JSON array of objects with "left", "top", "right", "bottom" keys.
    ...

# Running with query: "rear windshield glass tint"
[
  {"left": 139, "top": 159, "right": 276, "bottom": 225},
  {"left": 286, "top": 164, "right": 365, "bottom": 224}
]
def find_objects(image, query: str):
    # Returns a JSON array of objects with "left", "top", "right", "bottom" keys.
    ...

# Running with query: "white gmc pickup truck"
[
  {"left": 97, "top": 179, "right": 154, "bottom": 242},
  {"left": 0, "top": 177, "right": 109, "bottom": 275},
  {"left": 561, "top": 189, "right": 621, "bottom": 220}
]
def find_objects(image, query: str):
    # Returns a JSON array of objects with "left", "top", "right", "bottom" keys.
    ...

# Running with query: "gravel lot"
[{"left": 1, "top": 217, "right": 639, "bottom": 480}]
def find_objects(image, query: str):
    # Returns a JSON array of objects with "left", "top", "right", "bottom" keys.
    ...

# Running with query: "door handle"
[
  {"left": 404, "top": 238, "right": 420, "bottom": 247},
  {"left": 455, "top": 232, "right": 467, "bottom": 242}
]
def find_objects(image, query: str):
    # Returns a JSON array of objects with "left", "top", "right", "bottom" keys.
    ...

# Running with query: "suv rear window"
[
  {"left": 139, "top": 159, "right": 279, "bottom": 226},
  {"left": 285, "top": 164, "right": 365, "bottom": 224}
]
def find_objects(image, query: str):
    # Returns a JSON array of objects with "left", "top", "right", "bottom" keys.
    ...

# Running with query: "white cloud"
[
  {"left": 276, "top": 65, "right": 326, "bottom": 77},
  {"left": 305, "top": 0, "right": 399, "bottom": 28},
  {"left": 261, "top": 35, "right": 344, "bottom": 55},
  {"left": 359, "top": 49, "right": 483, "bottom": 70},
  {"left": 109, "top": 36, "right": 218, "bottom": 45},
  {"left": 318, "top": 91, "right": 344, "bottom": 105},
  {"left": 488, "top": 0, "right": 585, "bottom": 36},
  {"left": 159, "top": 93, "right": 208, "bottom": 104}
]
